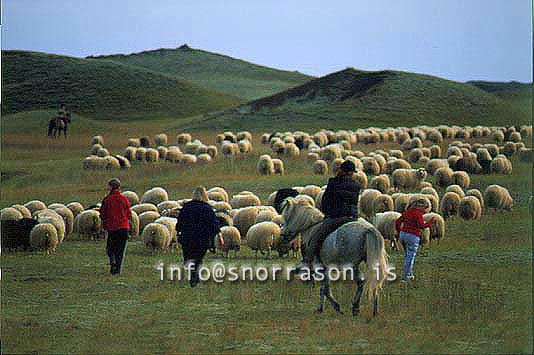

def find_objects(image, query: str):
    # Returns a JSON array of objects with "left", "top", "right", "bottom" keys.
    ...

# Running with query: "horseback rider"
[{"left": 307, "top": 160, "right": 361, "bottom": 269}]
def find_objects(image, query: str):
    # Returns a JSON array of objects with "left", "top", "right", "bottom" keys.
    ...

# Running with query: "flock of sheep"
[
  {"left": 82, "top": 131, "right": 257, "bottom": 170},
  {"left": 3, "top": 124, "right": 531, "bottom": 256}
]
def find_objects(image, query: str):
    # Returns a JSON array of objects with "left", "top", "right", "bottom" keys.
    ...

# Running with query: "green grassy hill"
[
  {"left": 468, "top": 80, "right": 532, "bottom": 119},
  {"left": 197, "top": 68, "right": 530, "bottom": 130},
  {"left": 89, "top": 45, "right": 313, "bottom": 100},
  {"left": 1, "top": 50, "right": 241, "bottom": 120}
]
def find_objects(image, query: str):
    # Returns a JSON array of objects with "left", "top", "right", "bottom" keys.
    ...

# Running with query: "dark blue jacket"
[
  {"left": 176, "top": 200, "right": 221, "bottom": 249},
  {"left": 320, "top": 174, "right": 360, "bottom": 218}
]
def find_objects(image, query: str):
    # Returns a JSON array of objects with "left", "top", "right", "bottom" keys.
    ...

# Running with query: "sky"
[{"left": 2, "top": 0, "right": 531, "bottom": 82}]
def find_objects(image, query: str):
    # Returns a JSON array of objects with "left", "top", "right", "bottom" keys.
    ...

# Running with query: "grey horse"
[{"left": 279, "top": 198, "right": 388, "bottom": 316}]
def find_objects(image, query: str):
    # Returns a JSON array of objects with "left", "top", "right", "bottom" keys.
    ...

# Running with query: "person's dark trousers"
[
  {"left": 307, "top": 216, "right": 355, "bottom": 263},
  {"left": 106, "top": 229, "right": 129, "bottom": 275},
  {"left": 181, "top": 242, "right": 208, "bottom": 287}
]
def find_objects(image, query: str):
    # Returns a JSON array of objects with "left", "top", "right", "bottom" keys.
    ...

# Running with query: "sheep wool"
[
  {"left": 208, "top": 187, "right": 229, "bottom": 203},
  {"left": 439, "top": 192, "right": 461, "bottom": 219},
  {"left": 141, "top": 187, "right": 169, "bottom": 205},
  {"left": 459, "top": 196, "right": 482, "bottom": 220},
  {"left": 35, "top": 209, "right": 66, "bottom": 243},
  {"left": 372, "top": 211, "right": 401, "bottom": 246},
  {"left": 143, "top": 222, "right": 171, "bottom": 251},
  {"left": 53, "top": 206, "right": 74, "bottom": 236},
  {"left": 217, "top": 226, "right": 241, "bottom": 256},
  {"left": 74, "top": 210, "right": 102, "bottom": 240},
  {"left": 423, "top": 212, "right": 445, "bottom": 242},
  {"left": 369, "top": 174, "right": 391, "bottom": 194},
  {"left": 1, "top": 207, "right": 24, "bottom": 222},
  {"left": 230, "top": 194, "right": 261, "bottom": 209},
  {"left": 445, "top": 185, "right": 465, "bottom": 198},
  {"left": 433, "top": 167, "right": 454, "bottom": 188},
  {"left": 359, "top": 189, "right": 382, "bottom": 218},
  {"left": 139, "top": 211, "right": 161, "bottom": 232},
  {"left": 11, "top": 204, "right": 32, "bottom": 219},
  {"left": 30, "top": 223, "right": 59, "bottom": 254},
  {"left": 372, "top": 194, "right": 395, "bottom": 215},
  {"left": 313, "top": 160, "right": 329, "bottom": 175},
  {"left": 257, "top": 155, "right": 275, "bottom": 175},
  {"left": 122, "top": 191, "right": 140, "bottom": 206},
  {"left": 24, "top": 200, "right": 47, "bottom": 215},
  {"left": 246, "top": 221, "right": 281, "bottom": 256},
  {"left": 392, "top": 168, "right": 427, "bottom": 191},
  {"left": 452, "top": 171, "right": 470, "bottom": 188},
  {"left": 232, "top": 207, "right": 259, "bottom": 237},
  {"left": 484, "top": 185, "right": 513, "bottom": 211}
]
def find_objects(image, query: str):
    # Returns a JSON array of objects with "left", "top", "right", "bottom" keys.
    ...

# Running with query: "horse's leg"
[
  {"left": 373, "top": 294, "right": 379, "bottom": 317},
  {"left": 316, "top": 281, "right": 326, "bottom": 314},
  {"left": 352, "top": 273, "right": 365, "bottom": 317},
  {"left": 323, "top": 276, "right": 343, "bottom": 314}
]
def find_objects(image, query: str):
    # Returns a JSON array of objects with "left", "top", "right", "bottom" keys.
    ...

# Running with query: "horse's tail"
[{"left": 364, "top": 228, "right": 388, "bottom": 301}]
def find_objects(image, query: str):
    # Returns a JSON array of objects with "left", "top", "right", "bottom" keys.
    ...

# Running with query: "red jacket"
[
  {"left": 395, "top": 208, "right": 433, "bottom": 237},
  {"left": 100, "top": 189, "right": 132, "bottom": 231}
]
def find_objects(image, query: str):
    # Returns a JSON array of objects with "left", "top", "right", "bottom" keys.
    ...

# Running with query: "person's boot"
[{"left": 110, "top": 263, "right": 118, "bottom": 275}]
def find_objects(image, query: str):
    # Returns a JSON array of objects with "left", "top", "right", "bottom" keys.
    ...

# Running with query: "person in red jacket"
[
  {"left": 100, "top": 178, "right": 132, "bottom": 275},
  {"left": 395, "top": 198, "right": 435, "bottom": 282}
]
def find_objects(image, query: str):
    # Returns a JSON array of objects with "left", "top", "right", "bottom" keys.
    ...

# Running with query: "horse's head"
[{"left": 279, "top": 197, "right": 323, "bottom": 245}]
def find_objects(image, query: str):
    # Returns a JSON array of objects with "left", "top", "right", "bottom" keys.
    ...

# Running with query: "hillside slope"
[
  {"left": 2, "top": 50, "right": 241, "bottom": 120},
  {"left": 89, "top": 45, "right": 313, "bottom": 100},
  {"left": 197, "top": 68, "right": 529, "bottom": 130}
]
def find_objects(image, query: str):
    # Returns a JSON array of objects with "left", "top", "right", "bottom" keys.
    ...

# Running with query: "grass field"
[{"left": 1, "top": 115, "right": 533, "bottom": 354}]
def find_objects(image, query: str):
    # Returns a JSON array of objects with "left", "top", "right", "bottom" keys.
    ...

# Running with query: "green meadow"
[{"left": 1, "top": 111, "right": 532, "bottom": 354}]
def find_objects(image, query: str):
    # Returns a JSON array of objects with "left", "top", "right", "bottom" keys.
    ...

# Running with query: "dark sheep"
[{"left": 1, "top": 218, "right": 39, "bottom": 251}]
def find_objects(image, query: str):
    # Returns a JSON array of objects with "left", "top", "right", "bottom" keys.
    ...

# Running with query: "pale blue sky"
[{"left": 2, "top": 0, "right": 531, "bottom": 82}]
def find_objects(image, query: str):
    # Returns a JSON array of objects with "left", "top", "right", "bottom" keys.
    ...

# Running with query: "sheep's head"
[{"left": 416, "top": 168, "right": 427, "bottom": 180}]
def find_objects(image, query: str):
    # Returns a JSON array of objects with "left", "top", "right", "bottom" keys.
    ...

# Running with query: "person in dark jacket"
[
  {"left": 100, "top": 178, "right": 132, "bottom": 275},
  {"left": 307, "top": 160, "right": 361, "bottom": 269},
  {"left": 176, "top": 186, "right": 221, "bottom": 287}
]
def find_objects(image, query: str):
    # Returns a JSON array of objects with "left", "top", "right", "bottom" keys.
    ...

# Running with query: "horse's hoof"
[
  {"left": 352, "top": 309, "right": 360, "bottom": 317},
  {"left": 315, "top": 307, "right": 323, "bottom": 314}
]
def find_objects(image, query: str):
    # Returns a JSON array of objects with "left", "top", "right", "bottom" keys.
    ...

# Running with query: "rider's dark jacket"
[{"left": 320, "top": 174, "right": 360, "bottom": 218}]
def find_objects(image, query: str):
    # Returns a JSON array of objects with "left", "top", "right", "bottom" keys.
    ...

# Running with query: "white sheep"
[
  {"left": 484, "top": 185, "right": 513, "bottom": 211},
  {"left": 246, "top": 221, "right": 281, "bottom": 258},
  {"left": 466, "top": 189, "right": 484, "bottom": 209},
  {"left": 439, "top": 192, "right": 461, "bottom": 219},
  {"left": 131, "top": 203, "right": 158, "bottom": 215},
  {"left": 257, "top": 155, "right": 275, "bottom": 175},
  {"left": 272, "top": 159, "right": 285, "bottom": 175},
  {"left": 139, "top": 211, "right": 161, "bottom": 231},
  {"left": 445, "top": 185, "right": 465, "bottom": 198},
  {"left": 359, "top": 189, "right": 382, "bottom": 218},
  {"left": 434, "top": 167, "right": 454, "bottom": 188},
  {"left": 11, "top": 204, "right": 32, "bottom": 219},
  {"left": 1, "top": 207, "right": 23, "bottom": 222},
  {"left": 313, "top": 160, "right": 329, "bottom": 175},
  {"left": 373, "top": 211, "right": 401, "bottom": 249},
  {"left": 216, "top": 226, "right": 241, "bottom": 257},
  {"left": 369, "top": 174, "right": 391, "bottom": 194},
  {"left": 141, "top": 187, "right": 169, "bottom": 205},
  {"left": 73, "top": 210, "right": 102, "bottom": 240},
  {"left": 35, "top": 209, "right": 66, "bottom": 243},
  {"left": 459, "top": 196, "right": 482, "bottom": 220},
  {"left": 30, "top": 223, "right": 59, "bottom": 254},
  {"left": 392, "top": 168, "right": 427, "bottom": 191},
  {"left": 143, "top": 222, "right": 171, "bottom": 251},
  {"left": 232, "top": 207, "right": 259, "bottom": 237}
]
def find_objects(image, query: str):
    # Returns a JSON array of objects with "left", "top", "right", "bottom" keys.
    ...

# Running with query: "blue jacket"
[
  {"left": 176, "top": 200, "right": 221, "bottom": 249},
  {"left": 320, "top": 174, "right": 360, "bottom": 218}
]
